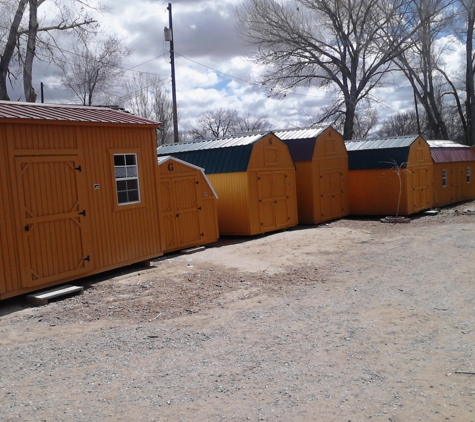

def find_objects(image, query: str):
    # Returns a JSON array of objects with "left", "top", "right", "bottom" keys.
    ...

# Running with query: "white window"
[
  {"left": 114, "top": 153, "right": 141, "bottom": 205},
  {"left": 442, "top": 169, "right": 447, "bottom": 187},
  {"left": 467, "top": 168, "right": 471, "bottom": 183}
]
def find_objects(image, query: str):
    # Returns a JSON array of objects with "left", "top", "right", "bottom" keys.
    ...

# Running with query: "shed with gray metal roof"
[
  {"left": 158, "top": 132, "right": 298, "bottom": 235},
  {"left": 250, "top": 126, "right": 349, "bottom": 224},
  {"left": 345, "top": 135, "right": 433, "bottom": 216}
]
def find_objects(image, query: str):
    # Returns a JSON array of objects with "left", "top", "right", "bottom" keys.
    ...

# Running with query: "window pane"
[
  {"left": 116, "top": 180, "right": 127, "bottom": 191},
  {"left": 126, "top": 154, "right": 136, "bottom": 166},
  {"left": 126, "top": 166, "right": 138, "bottom": 178},
  {"left": 127, "top": 179, "right": 138, "bottom": 190},
  {"left": 128, "top": 189, "right": 140, "bottom": 203},
  {"left": 114, "top": 155, "right": 125, "bottom": 166},
  {"left": 115, "top": 167, "right": 127, "bottom": 178},
  {"left": 117, "top": 191, "right": 128, "bottom": 204}
]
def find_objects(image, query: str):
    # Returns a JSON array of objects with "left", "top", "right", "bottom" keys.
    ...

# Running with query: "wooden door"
[
  {"left": 159, "top": 176, "right": 202, "bottom": 251},
  {"left": 15, "top": 155, "right": 91, "bottom": 288},
  {"left": 320, "top": 169, "right": 345, "bottom": 220},
  {"left": 412, "top": 166, "right": 431, "bottom": 212},
  {"left": 257, "top": 171, "right": 292, "bottom": 231}
]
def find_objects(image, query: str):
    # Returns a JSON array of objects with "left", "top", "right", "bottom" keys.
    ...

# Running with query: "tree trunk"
[
  {"left": 24, "top": 0, "right": 39, "bottom": 102},
  {"left": 466, "top": 13, "right": 475, "bottom": 145},
  {"left": 0, "top": 0, "right": 29, "bottom": 100}
]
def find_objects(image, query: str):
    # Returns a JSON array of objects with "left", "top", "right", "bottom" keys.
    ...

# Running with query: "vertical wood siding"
[{"left": 433, "top": 162, "right": 475, "bottom": 207}]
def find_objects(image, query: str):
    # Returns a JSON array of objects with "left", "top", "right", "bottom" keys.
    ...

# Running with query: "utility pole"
[{"left": 165, "top": 3, "right": 179, "bottom": 143}]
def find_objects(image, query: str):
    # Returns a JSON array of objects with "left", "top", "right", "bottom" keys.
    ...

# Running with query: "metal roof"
[
  {"left": 271, "top": 127, "right": 327, "bottom": 140},
  {"left": 427, "top": 140, "right": 475, "bottom": 163},
  {"left": 157, "top": 134, "right": 275, "bottom": 174},
  {"left": 345, "top": 135, "right": 423, "bottom": 170},
  {"left": 0, "top": 101, "right": 159, "bottom": 126},
  {"left": 158, "top": 133, "right": 269, "bottom": 155},
  {"left": 345, "top": 135, "right": 420, "bottom": 151}
]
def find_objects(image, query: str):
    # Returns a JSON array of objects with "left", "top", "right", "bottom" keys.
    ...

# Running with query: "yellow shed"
[
  {"left": 157, "top": 156, "right": 219, "bottom": 253},
  {"left": 271, "top": 126, "right": 348, "bottom": 224},
  {"left": 157, "top": 132, "right": 298, "bottom": 235},
  {"left": 428, "top": 140, "right": 475, "bottom": 207},
  {"left": 346, "top": 135, "right": 434, "bottom": 216},
  {"left": 0, "top": 101, "right": 163, "bottom": 300}
]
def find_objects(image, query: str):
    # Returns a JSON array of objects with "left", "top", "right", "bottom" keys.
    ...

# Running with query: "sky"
[{"left": 4, "top": 0, "right": 466, "bottom": 134}]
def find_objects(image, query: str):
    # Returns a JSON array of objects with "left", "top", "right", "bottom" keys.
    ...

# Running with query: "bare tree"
[
  {"left": 377, "top": 110, "right": 423, "bottom": 137},
  {"left": 234, "top": 114, "right": 271, "bottom": 133},
  {"left": 352, "top": 106, "right": 379, "bottom": 139},
  {"left": 123, "top": 74, "right": 175, "bottom": 146},
  {"left": 57, "top": 32, "right": 130, "bottom": 106},
  {"left": 236, "top": 0, "right": 448, "bottom": 140},
  {"left": 392, "top": 0, "right": 455, "bottom": 140},
  {"left": 0, "top": 0, "right": 97, "bottom": 101},
  {"left": 189, "top": 108, "right": 239, "bottom": 139}
]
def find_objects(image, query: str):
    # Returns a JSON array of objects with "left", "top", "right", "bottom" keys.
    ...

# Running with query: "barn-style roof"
[
  {"left": 427, "top": 140, "right": 475, "bottom": 163},
  {"left": 0, "top": 101, "right": 159, "bottom": 126},
  {"left": 157, "top": 133, "right": 275, "bottom": 174},
  {"left": 345, "top": 135, "right": 422, "bottom": 170}
]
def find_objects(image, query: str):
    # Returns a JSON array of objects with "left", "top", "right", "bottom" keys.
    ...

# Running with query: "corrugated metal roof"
[
  {"left": 157, "top": 133, "right": 275, "bottom": 174},
  {"left": 345, "top": 135, "right": 422, "bottom": 170},
  {"left": 345, "top": 135, "right": 420, "bottom": 151},
  {"left": 271, "top": 127, "right": 327, "bottom": 140},
  {"left": 158, "top": 133, "right": 268, "bottom": 155},
  {"left": 0, "top": 101, "right": 159, "bottom": 126},
  {"left": 427, "top": 140, "right": 475, "bottom": 163}
]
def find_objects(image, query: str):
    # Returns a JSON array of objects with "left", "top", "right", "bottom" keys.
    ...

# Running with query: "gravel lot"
[{"left": 1, "top": 202, "right": 475, "bottom": 422}]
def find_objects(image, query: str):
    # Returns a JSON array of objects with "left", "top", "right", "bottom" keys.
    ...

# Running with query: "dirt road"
[{"left": 1, "top": 202, "right": 475, "bottom": 421}]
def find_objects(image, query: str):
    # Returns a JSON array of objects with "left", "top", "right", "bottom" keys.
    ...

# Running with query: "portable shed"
[
  {"left": 157, "top": 156, "right": 219, "bottom": 252},
  {"left": 346, "top": 135, "right": 433, "bottom": 216},
  {"left": 0, "top": 101, "right": 163, "bottom": 299},
  {"left": 157, "top": 133, "right": 298, "bottom": 235},
  {"left": 428, "top": 140, "right": 475, "bottom": 207},
  {"left": 270, "top": 126, "right": 348, "bottom": 224}
]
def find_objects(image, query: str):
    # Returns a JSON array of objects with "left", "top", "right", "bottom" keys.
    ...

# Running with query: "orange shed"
[
  {"left": 428, "top": 140, "right": 475, "bottom": 207},
  {"left": 0, "top": 101, "right": 163, "bottom": 299},
  {"left": 271, "top": 126, "right": 348, "bottom": 224},
  {"left": 157, "top": 156, "right": 219, "bottom": 253},
  {"left": 346, "top": 135, "right": 433, "bottom": 216},
  {"left": 157, "top": 133, "right": 298, "bottom": 235}
]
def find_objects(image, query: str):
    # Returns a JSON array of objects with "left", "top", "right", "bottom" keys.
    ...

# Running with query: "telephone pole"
[{"left": 165, "top": 3, "right": 179, "bottom": 143}]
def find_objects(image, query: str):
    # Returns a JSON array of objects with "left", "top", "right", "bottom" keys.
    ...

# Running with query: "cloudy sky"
[{"left": 6, "top": 0, "right": 465, "bottom": 133}]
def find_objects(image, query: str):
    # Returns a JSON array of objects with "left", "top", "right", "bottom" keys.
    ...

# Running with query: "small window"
[
  {"left": 467, "top": 168, "right": 471, "bottom": 183},
  {"left": 442, "top": 169, "right": 447, "bottom": 187},
  {"left": 114, "top": 153, "right": 141, "bottom": 205}
]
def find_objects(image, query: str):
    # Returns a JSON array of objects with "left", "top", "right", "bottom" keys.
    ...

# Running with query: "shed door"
[
  {"left": 412, "top": 166, "right": 431, "bottom": 212},
  {"left": 15, "top": 155, "right": 91, "bottom": 288},
  {"left": 320, "top": 169, "right": 345, "bottom": 220},
  {"left": 451, "top": 168, "right": 463, "bottom": 202},
  {"left": 159, "top": 177, "right": 202, "bottom": 250},
  {"left": 257, "top": 171, "right": 291, "bottom": 231}
]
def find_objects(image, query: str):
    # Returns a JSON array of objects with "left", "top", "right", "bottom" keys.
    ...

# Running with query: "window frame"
[
  {"left": 442, "top": 169, "right": 447, "bottom": 187},
  {"left": 467, "top": 168, "right": 471, "bottom": 184},
  {"left": 109, "top": 149, "right": 145, "bottom": 210}
]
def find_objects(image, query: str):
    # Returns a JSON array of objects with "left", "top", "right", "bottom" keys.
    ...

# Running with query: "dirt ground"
[{"left": 1, "top": 201, "right": 475, "bottom": 422}]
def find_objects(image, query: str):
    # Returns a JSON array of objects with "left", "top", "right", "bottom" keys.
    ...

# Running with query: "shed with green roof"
[
  {"left": 345, "top": 135, "right": 433, "bottom": 216},
  {"left": 158, "top": 132, "right": 298, "bottom": 235}
]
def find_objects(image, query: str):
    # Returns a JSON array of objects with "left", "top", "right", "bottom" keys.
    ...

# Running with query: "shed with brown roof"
[
  {"left": 0, "top": 101, "right": 163, "bottom": 299},
  {"left": 428, "top": 140, "right": 475, "bottom": 207}
]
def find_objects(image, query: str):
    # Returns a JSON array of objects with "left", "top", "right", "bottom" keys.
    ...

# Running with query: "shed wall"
[
  {"left": 207, "top": 172, "right": 252, "bottom": 235},
  {"left": 432, "top": 162, "right": 475, "bottom": 207}
]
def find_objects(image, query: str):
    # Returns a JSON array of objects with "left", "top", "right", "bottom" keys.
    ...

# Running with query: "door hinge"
[
  {"left": 24, "top": 224, "right": 30, "bottom": 232},
  {"left": 78, "top": 210, "right": 86, "bottom": 216},
  {"left": 83, "top": 255, "right": 90, "bottom": 262},
  {"left": 74, "top": 165, "right": 82, "bottom": 172},
  {"left": 197, "top": 206, "right": 202, "bottom": 210}
]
